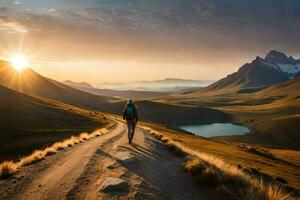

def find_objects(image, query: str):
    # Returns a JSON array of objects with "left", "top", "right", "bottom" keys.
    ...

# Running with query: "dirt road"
[{"left": 0, "top": 122, "right": 218, "bottom": 200}]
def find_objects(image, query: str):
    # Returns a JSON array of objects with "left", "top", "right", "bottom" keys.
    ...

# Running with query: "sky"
[{"left": 0, "top": 0, "right": 300, "bottom": 83}]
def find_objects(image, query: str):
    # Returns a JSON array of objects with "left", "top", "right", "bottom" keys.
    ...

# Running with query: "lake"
[{"left": 180, "top": 123, "right": 250, "bottom": 138}]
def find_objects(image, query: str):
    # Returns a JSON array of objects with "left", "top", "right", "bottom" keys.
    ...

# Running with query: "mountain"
[
  {"left": 295, "top": 71, "right": 300, "bottom": 78},
  {"left": 256, "top": 76, "right": 300, "bottom": 97},
  {"left": 265, "top": 50, "right": 300, "bottom": 78},
  {"left": 188, "top": 51, "right": 300, "bottom": 94},
  {"left": 63, "top": 80, "right": 95, "bottom": 89},
  {"left": 66, "top": 86, "right": 170, "bottom": 100},
  {"left": 96, "top": 78, "right": 213, "bottom": 92},
  {"left": 0, "top": 60, "right": 226, "bottom": 128},
  {"left": 0, "top": 85, "right": 105, "bottom": 161},
  {"left": 63, "top": 79, "right": 169, "bottom": 100},
  {"left": 0, "top": 60, "right": 118, "bottom": 112},
  {"left": 209, "top": 57, "right": 289, "bottom": 90}
]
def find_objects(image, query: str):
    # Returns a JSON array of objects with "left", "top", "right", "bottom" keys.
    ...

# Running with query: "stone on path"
[
  {"left": 100, "top": 178, "right": 129, "bottom": 194},
  {"left": 115, "top": 152, "right": 136, "bottom": 164}
]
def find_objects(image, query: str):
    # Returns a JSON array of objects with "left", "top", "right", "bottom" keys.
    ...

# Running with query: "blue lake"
[{"left": 180, "top": 123, "right": 250, "bottom": 138}]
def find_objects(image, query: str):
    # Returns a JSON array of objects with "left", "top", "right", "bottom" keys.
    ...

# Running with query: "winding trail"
[{"left": 0, "top": 122, "right": 218, "bottom": 200}]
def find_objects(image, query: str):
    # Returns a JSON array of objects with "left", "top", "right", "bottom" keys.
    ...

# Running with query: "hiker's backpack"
[{"left": 126, "top": 104, "right": 135, "bottom": 119}]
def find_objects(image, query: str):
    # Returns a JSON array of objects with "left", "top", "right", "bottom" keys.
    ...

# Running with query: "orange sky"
[{"left": 0, "top": 1, "right": 299, "bottom": 83}]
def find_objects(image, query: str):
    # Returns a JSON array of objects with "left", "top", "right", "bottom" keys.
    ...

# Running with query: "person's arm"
[
  {"left": 134, "top": 105, "right": 138, "bottom": 122},
  {"left": 123, "top": 107, "right": 127, "bottom": 120}
]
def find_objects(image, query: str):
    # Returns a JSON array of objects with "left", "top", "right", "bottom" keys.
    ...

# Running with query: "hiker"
[{"left": 123, "top": 99, "right": 138, "bottom": 144}]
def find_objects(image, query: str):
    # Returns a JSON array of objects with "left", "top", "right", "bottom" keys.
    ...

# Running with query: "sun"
[{"left": 10, "top": 54, "right": 27, "bottom": 71}]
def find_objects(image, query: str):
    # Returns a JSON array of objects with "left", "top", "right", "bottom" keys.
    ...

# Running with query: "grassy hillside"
[
  {"left": 141, "top": 123, "right": 300, "bottom": 193},
  {"left": 66, "top": 86, "right": 170, "bottom": 100},
  {"left": 154, "top": 78, "right": 300, "bottom": 149},
  {"left": 0, "top": 59, "right": 231, "bottom": 128},
  {"left": 0, "top": 60, "right": 118, "bottom": 112},
  {"left": 135, "top": 100, "right": 230, "bottom": 127},
  {"left": 0, "top": 85, "right": 108, "bottom": 162}
]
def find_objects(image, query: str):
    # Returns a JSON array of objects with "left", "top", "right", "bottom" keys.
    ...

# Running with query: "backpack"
[{"left": 126, "top": 104, "right": 135, "bottom": 119}]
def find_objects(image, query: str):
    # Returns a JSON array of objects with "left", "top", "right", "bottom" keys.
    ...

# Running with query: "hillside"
[
  {"left": 96, "top": 78, "right": 211, "bottom": 92},
  {"left": 0, "top": 85, "right": 108, "bottom": 162},
  {"left": 64, "top": 84, "right": 170, "bottom": 100},
  {"left": 181, "top": 51, "right": 300, "bottom": 96},
  {"left": 142, "top": 123, "right": 300, "bottom": 193},
  {"left": 227, "top": 77, "right": 300, "bottom": 149},
  {"left": 207, "top": 57, "right": 288, "bottom": 91},
  {"left": 256, "top": 76, "right": 300, "bottom": 97},
  {"left": 0, "top": 60, "right": 118, "bottom": 113},
  {"left": 63, "top": 80, "right": 95, "bottom": 89},
  {"left": 0, "top": 60, "right": 230, "bottom": 128},
  {"left": 174, "top": 78, "right": 300, "bottom": 149},
  {"left": 153, "top": 52, "right": 300, "bottom": 149}
]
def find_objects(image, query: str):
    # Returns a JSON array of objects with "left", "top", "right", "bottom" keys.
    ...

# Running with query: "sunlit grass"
[
  {"left": 142, "top": 125, "right": 297, "bottom": 200},
  {"left": 0, "top": 124, "right": 115, "bottom": 178},
  {"left": 0, "top": 161, "right": 18, "bottom": 178}
]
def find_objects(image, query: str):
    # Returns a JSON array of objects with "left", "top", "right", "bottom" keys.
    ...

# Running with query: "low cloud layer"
[{"left": 0, "top": 16, "right": 27, "bottom": 33}]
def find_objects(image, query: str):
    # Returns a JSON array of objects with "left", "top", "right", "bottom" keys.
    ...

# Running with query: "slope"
[
  {"left": 64, "top": 84, "right": 170, "bottom": 100},
  {"left": 0, "top": 85, "right": 108, "bottom": 162},
  {"left": 0, "top": 60, "right": 118, "bottom": 112},
  {"left": 177, "top": 51, "right": 300, "bottom": 97}
]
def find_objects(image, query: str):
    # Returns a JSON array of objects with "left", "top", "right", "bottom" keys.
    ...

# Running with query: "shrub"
[
  {"left": 144, "top": 126, "right": 297, "bottom": 200},
  {"left": 0, "top": 161, "right": 18, "bottom": 178},
  {"left": 79, "top": 133, "right": 89, "bottom": 141},
  {"left": 19, "top": 150, "right": 45, "bottom": 166},
  {"left": 44, "top": 147, "right": 57, "bottom": 156}
]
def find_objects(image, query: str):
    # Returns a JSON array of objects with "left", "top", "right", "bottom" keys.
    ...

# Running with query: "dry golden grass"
[
  {"left": 79, "top": 133, "right": 89, "bottom": 141},
  {"left": 19, "top": 150, "right": 46, "bottom": 166},
  {"left": 0, "top": 161, "right": 18, "bottom": 178},
  {"left": 142, "top": 126, "right": 297, "bottom": 200},
  {"left": 0, "top": 123, "right": 115, "bottom": 178}
]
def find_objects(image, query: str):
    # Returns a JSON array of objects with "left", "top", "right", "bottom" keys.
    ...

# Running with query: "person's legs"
[
  {"left": 126, "top": 120, "right": 132, "bottom": 143},
  {"left": 131, "top": 121, "right": 137, "bottom": 140}
]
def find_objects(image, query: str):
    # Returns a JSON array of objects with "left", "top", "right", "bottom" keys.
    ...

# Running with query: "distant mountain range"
[
  {"left": 63, "top": 80, "right": 172, "bottom": 100},
  {"left": 63, "top": 80, "right": 95, "bottom": 89},
  {"left": 94, "top": 78, "right": 213, "bottom": 92},
  {"left": 0, "top": 60, "right": 228, "bottom": 128},
  {"left": 199, "top": 50, "right": 300, "bottom": 93}
]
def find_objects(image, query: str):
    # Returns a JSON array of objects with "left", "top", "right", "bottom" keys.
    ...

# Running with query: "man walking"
[{"left": 123, "top": 99, "right": 138, "bottom": 144}]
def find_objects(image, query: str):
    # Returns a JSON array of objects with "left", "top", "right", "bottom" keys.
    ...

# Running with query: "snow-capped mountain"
[
  {"left": 265, "top": 50, "right": 300, "bottom": 78},
  {"left": 198, "top": 50, "right": 300, "bottom": 92}
]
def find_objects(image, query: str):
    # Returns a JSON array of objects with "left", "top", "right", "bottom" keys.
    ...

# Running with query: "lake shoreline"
[{"left": 180, "top": 123, "right": 250, "bottom": 138}]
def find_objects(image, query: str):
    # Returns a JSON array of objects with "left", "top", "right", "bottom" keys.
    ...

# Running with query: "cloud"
[
  {"left": 47, "top": 8, "right": 56, "bottom": 13},
  {"left": 1, "top": 1, "right": 300, "bottom": 68},
  {"left": 0, "top": 16, "right": 27, "bottom": 33}
]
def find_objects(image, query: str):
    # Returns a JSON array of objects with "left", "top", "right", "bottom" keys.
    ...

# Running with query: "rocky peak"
[{"left": 265, "top": 50, "right": 295, "bottom": 65}]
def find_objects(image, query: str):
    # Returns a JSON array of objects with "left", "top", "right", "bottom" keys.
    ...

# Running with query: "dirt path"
[{"left": 0, "top": 122, "right": 218, "bottom": 200}]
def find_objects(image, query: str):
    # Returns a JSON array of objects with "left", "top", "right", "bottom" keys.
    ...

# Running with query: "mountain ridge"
[
  {"left": 0, "top": 60, "right": 119, "bottom": 113},
  {"left": 63, "top": 80, "right": 95, "bottom": 89},
  {"left": 186, "top": 50, "right": 300, "bottom": 95}
]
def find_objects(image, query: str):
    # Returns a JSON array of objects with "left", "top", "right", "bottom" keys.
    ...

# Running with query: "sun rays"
[{"left": 10, "top": 54, "right": 27, "bottom": 72}]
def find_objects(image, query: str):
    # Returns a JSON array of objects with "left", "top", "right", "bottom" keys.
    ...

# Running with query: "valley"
[
  {"left": 0, "top": 50, "right": 299, "bottom": 199},
  {"left": 1, "top": 1, "right": 299, "bottom": 199}
]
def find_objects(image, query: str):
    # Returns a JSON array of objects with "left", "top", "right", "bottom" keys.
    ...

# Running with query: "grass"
[
  {"left": 142, "top": 125, "right": 298, "bottom": 200},
  {"left": 0, "top": 123, "right": 115, "bottom": 178},
  {"left": 152, "top": 78, "right": 300, "bottom": 150},
  {"left": 0, "top": 84, "right": 113, "bottom": 162},
  {"left": 0, "top": 161, "right": 18, "bottom": 178}
]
